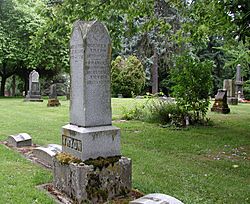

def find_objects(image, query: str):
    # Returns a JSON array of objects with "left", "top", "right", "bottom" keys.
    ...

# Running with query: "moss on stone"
[
  {"left": 56, "top": 153, "right": 121, "bottom": 168},
  {"left": 84, "top": 156, "right": 121, "bottom": 170},
  {"left": 55, "top": 152, "right": 81, "bottom": 165},
  {"left": 85, "top": 173, "right": 109, "bottom": 202}
]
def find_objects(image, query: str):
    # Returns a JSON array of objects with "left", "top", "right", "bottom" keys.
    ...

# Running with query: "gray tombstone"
[
  {"left": 33, "top": 144, "right": 62, "bottom": 166},
  {"left": 211, "top": 89, "right": 230, "bottom": 114},
  {"left": 130, "top": 193, "right": 184, "bottom": 204},
  {"left": 62, "top": 20, "right": 120, "bottom": 160},
  {"left": 223, "top": 79, "right": 238, "bottom": 105},
  {"left": 49, "top": 84, "right": 57, "bottom": 99},
  {"left": 25, "top": 70, "right": 43, "bottom": 102},
  {"left": 7, "top": 133, "right": 32, "bottom": 147},
  {"left": 53, "top": 20, "right": 131, "bottom": 203},
  {"left": 235, "top": 64, "right": 244, "bottom": 99},
  {"left": 70, "top": 20, "right": 112, "bottom": 127},
  {"left": 47, "top": 84, "right": 60, "bottom": 107}
]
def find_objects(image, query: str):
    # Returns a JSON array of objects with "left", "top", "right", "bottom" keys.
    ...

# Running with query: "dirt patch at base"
[{"left": 38, "top": 183, "right": 143, "bottom": 204}]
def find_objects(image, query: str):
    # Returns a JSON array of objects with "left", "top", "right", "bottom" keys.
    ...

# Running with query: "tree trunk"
[
  {"left": 12, "top": 75, "right": 16, "bottom": 96},
  {"left": 24, "top": 75, "right": 29, "bottom": 95},
  {"left": 0, "top": 76, "right": 6, "bottom": 96},
  {"left": 152, "top": 48, "right": 158, "bottom": 94}
]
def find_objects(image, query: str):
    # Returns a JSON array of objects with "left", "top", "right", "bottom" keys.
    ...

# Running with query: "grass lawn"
[{"left": 0, "top": 97, "right": 249, "bottom": 204}]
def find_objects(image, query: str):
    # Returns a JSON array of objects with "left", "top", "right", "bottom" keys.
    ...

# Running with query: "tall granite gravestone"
[
  {"left": 235, "top": 64, "right": 244, "bottom": 99},
  {"left": 53, "top": 20, "right": 131, "bottom": 203},
  {"left": 211, "top": 89, "right": 230, "bottom": 114},
  {"left": 47, "top": 84, "right": 61, "bottom": 107},
  {"left": 25, "top": 70, "right": 43, "bottom": 102},
  {"left": 223, "top": 79, "right": 238, "bottom": 105}
]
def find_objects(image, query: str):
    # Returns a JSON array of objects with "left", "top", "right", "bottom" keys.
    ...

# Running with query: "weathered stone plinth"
[
  {"left": 62, "top": 124, "right": 120, "bottom": 161},
  {"left": 53, "top": 156, "right": 132, "bottom": 204},
  {"left": 47, "top": 99, "right": 61, "bottom": 107}
]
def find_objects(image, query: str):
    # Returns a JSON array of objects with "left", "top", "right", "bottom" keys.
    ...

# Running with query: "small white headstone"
[
  {"left": 130, "top": 193, "right": 184, "bottom": 204},
  {"left": 25, "top": 70, "right": 43, "bottom": 101},
  {"left": 33, "top": 144, "right": 62, "bottom": 166},
  {"left": 31, "top": 71, "right": 39, "bottom": 82},
  {"left": 7, "top": 133, "right": 32, "bottom": 147}
]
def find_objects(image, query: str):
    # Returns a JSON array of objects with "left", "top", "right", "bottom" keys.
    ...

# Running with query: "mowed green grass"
[{"left": 0, "top": 97, "right": 249, "bottom": 204}]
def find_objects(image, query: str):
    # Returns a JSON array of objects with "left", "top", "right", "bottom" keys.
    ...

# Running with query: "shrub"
[
  {"left": 122, "top": 99, "right": 190, "bottom": 127},
  {"left": 111, "top": 55, "right": 146, "bottom": 98},
  {"left": 171, "top": 53, "right": 213, "bottom": 122},
  {"left": 122, "top": 97, "right": 212, "bottom": 127}
]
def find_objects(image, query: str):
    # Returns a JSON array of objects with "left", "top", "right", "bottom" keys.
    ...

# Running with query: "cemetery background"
[
  {"left": 0, "top": 0, "right": 249, "bottom": 203},
  {"left": 0, "top": 0, "right": 249, "bottom": 98},
  {"left": 0, "top": 97, "right": 249, "bottom": 203}
]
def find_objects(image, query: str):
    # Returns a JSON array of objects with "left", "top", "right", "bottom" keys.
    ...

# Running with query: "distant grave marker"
[
  {"left": 7, "top": 133, "right": 32, "bottom": 147},
  {"left": 25, "top": 70, "right": 43, "bottom": 102},
  {"left": 211, "top": 89, "right": 230, "bottom": 114},
  {"left": 235, "top": 64, "right": 244, "bottom": 99},
  {"left": 47, "top": 84, "right": 61, "bottom": 107},
  {"left": 223, "top": 79, "right": 238, "bottom": 105}
]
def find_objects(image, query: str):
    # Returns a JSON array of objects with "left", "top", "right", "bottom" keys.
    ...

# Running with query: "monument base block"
[
  {"left": 62, "top": 124, "right": 120, "bottom": 161},
  {"left": 53, "top": 156, "right": 132, "bottom": 204},
  {"left": 47, "top": 99, "right": 61, "bottom": 107}
]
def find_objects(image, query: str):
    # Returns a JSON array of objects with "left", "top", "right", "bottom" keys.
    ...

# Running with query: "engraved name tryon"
[{"left": 62, "top": 135, "right": 82, "bottom": 152}]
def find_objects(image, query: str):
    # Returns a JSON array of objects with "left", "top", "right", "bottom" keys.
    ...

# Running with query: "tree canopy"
[{"left": 0, "top": 0, "right": 249, "bottom": 97}]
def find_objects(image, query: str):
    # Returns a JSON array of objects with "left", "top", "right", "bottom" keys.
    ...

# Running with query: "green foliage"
[
  {"left": 121, "top": 0, "right": 181, "bottom": 93},
  {"left": 122, "top": 104, "right": 145, "bottom": 121},
  {"left": 215, "top": 40, "right": 250, "bottom": 78},
  {"left": 122, "top": 98, "right": 211, "bottom": 127},
  {"left": 111, "top": 55, "right": 146, "bottom": 97},
  {"left": 143, "top": 99, "right": 188, "bottom": 126},
  {"left": 222, "top": 0, "right": 250, "bottom": 43},
  {"left": 171, "top": 53, "right": 213, "bottom": 121},
  {"left": 243, "top": 80, "right": 250, "bottom": 100}
]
